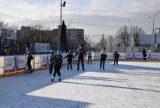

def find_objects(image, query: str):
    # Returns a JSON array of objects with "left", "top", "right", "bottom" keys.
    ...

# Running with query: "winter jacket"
[
  {"left": 75, "top": 47, "right": 86, "bottom": 59},
  {"left": 114, "top": 52, "right": 120, "bottom": 58},
  {"left": 27, "top": 55, "right": 33, "bottom": 64},
  {"left": 100, "top": 50, "right": 107, "bottom": 60},
  {"left": 64, "top": 53, "right": 74, "bottom": 62},
  {"left": 53, "top": 54, "right": 63, "bottom": 65}
]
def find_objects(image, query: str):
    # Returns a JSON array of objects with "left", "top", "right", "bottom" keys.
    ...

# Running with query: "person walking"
[
  {"left": 87, "top": 50, "right": 92, "bottom": 64},
  {"left": 113, "top": 51, "right": 120, "bottom": 66},
  {"left": 75, "top": 44, "right": 87, "bottom": 71},
  {"left": 27, "top": 52, "right": 33, "bottom": 73},
  {"left": 100, "top": 47, "right": 107, "bottom": 70},
  {"left": 64, "top": 50, "right": 75, "bottom": 70},
  {"left": 51, "top": 49, "right": 63, "bottom": 82},
  {"left": 142, "top": 48, "right": 147, "bottom": 61},
  {"left": 49, "top": 51, "right": 54, "bottom": 74}
]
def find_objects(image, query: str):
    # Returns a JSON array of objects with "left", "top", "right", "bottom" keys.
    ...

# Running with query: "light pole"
[
  {"left": 59, "top": 0, "right": 66, "bottom": 50},
  {"left": 149, "top": 9, "right": 160, "bottom": 51},
  {"left": 60, "top": 0, "right": 66, "bottom": 25}
]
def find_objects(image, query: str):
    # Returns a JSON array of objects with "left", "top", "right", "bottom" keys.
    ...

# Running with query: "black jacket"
[
  {"left": 53, "top": 54, "right": 63, "bottom": 65},
  {"left": 64, "top": 53, "right": 74, "bottom": 62},
  {"left": 75, "top": 47, "right": 86, "bottom": 59},
  {"left": 27, "top": 55, "right": 33, "bottom": 64}
]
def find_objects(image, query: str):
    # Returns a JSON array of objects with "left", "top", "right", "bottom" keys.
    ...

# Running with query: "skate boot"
[
  {"left": 58, "top": 78, "right": 61, "bottom": 82},
  {"left": 51, "top": 78, "right": 54, "bottom": 82}
]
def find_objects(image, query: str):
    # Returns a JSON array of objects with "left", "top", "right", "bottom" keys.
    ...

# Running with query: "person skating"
[
  {"left": 27, "top": 52, "right": 33, "bottom": 73},
  {"left": 75, "top": 44, "right": 87, "bottom": 71},
  {"left": 51, "top": 49, "right": 63, "bottom": 82},
  {"left": 100, "top": 47, "right": 107, "bottom": 70},
  {"left": 113, "top": 51, "right": 120, "bottom": 66},
  {"left": 87, "top": 50, "right": 92, "bottom": 64},
  {"left": 64, "top": 50, "right": 75, "bottom": 70},
  {"left": 49, "top": 51, "right": 54, "bottom": 74},
  {"left": 142, "top": 48, "right": 147, "bottom": 61}
]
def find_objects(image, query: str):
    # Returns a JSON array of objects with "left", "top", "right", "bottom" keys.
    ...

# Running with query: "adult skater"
[
  {"left": 100, "top": 47, "right": 107, "bottom": 70},
  {"left": 64, "top": 50, "right": 75, "bottom": 70},
  {"left": 75, "top": 44, "right": 87, "bottom": 71},
  {"left": 27, "top": 52, "right": 33, "bottom": 73},
  {"left": 51, "top": 49, "right": 63, "bottom": 82},
  {"left": 142, "top": 48, "right": 147, "bottom": 61},
  {"left": 49, "top": 50, "right": 54, "bottom": 74},
  {"left": 87, "top": 50, "right": 92, "bottom": 64},
  {"left": 113, "top": 51, "right": 120, "bottom": 66}
]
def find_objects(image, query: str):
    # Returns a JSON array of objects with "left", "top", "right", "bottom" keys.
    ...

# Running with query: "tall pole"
[
  {"left": 149, "top": 9, "right": 160, "bottom": 51},
  {"left": 60, "top": 0, "right": 62, "bottom": 25},
  {"left": 59, "top": 0, "right": 62, "bottom": 50}
]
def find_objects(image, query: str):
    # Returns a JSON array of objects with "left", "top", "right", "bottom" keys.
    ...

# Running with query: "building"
[
  {"left": 17, "top": 26, "right": 84, "bottom": 52},
  {"left": 53, "top": 27, "right": 84, "bottom": 51},
  {"left": 17, "top": 26, "right": 55, "bottom": 52},
  {"left": 66, "top": 28, "right": 84, "bottom": 51}
]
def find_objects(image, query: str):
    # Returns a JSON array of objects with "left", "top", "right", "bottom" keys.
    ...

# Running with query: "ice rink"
[{"left": 0, "top": 61, "right": 160, "bottom": 108}]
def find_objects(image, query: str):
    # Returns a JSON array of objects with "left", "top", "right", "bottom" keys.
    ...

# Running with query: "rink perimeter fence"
[{"left": 0, "top": 52, "right": 160, "bottom": 77}]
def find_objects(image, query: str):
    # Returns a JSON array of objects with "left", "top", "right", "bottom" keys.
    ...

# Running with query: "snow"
[{"left": 0, "top": 61, "right": 160, "bottom": 108}]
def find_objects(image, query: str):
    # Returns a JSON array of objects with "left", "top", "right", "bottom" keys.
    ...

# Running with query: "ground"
[{"left": 0, "top": 61, "right": 160, "bottom": 108}]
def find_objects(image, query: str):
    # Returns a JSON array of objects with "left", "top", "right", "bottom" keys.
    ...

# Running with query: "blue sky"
[{"left": 0, "top": 0, "right": 160, "bottom": 37}]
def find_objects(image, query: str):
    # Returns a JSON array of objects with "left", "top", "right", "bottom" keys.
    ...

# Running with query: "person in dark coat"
[
  {"left": 64, "top": 50, "right": 75, "bottom": 70},
  {"left": 113, "top": 51, "right": 120, "bottom": 66},
  {"left": 51, "top": 49, "right": 63, "bottom": 82},
  {"left": 75, "top": 44, "right": 87, "bottom": 71},
  {"left": 27, "top": 52, "right": 33, "bottom": 73},
  {"left": 100, "top": 47, "right": 107, "bottom": 70},
  {"left": 142, "top": 48, "right": 147, "bottom": 61},
  {"left": 49, "top": 51, "right": 54, "bottom": 74}
]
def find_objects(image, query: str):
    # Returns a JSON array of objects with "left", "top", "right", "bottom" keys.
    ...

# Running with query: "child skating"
[
  {"left": 51, "top": 49, "right": 63, "bottom": 82},
  {"left": 64, "top": 50, "right": 75, "bottom": 70}
]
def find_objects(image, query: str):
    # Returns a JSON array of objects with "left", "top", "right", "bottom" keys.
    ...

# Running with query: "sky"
[{"left": 0, "top": 0, "right": 160, "bottom": 39}]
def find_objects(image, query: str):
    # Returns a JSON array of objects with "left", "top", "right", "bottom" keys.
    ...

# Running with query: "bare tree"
[
  {"left": 84, "top": 35, "right": 96, "bottom": 50},
  {"left": 106, "top": 36, "right": 114, "bottom": 52},
  {"left": 131, "top": 26, "right": 145, "bottom": 46},
  {"left": 116, "top": 26, "right": 130, "bottom": 47}
]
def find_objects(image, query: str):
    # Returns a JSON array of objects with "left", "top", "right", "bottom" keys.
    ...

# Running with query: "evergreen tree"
[{"left": 60, "top": 20, "right": 68, "bottom": 52}]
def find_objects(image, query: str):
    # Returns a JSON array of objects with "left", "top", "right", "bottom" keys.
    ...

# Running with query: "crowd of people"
[
  {"left": 49, "top": 44, "right": 120, "bottom": 82},
  {"left": 2, "top": 44, "right": 148, "bottom": 82}
]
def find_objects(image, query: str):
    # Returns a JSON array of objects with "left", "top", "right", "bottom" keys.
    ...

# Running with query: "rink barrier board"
[{"left": 0, "top": 52, "right": 160, "bottom": 77}]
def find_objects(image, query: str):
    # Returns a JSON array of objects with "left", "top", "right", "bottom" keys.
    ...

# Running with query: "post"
[
  {"left": 59, "top": 0, "right": 62, "bottom": 50},
  {"left": 149, "top": 9, "right": 160, "bottom": 52}
]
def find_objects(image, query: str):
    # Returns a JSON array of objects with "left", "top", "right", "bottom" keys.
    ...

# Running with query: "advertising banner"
[
  {"left": 17, "top": 56, "right": 26, "bottom": 72},
  {"left": 126, "top": 52, "right": 134, "bottom": 59},
  {"left": 4, "top": 56, "right": 15, "bottom": 73},
  {"left": 41, "top": 55, "right": 48, "bottom": 68},
  {"left": 150, "top": 53, "right": 158, "bottom": 59}
]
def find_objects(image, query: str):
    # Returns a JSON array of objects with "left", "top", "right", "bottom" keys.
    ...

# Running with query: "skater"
[
  {"left": 113, "top": 51, "right": 120, "bottom": 66},
  {"left": 51, "top": 49, "right": 63, "bottom": 82},
  {"left": 100, "top": 47, "right": 107, "bottom": 70},
  {"left": 142, "top": 48, "right": 147, "bottom": 61},
  {"left": 64, "top": 50, "right": 75, "bottom": 70},
  {"left": 87, "top": 50, "right": 92, "bottom": 64},
  {"left": 27, "top": 52, "right": 33, "bottom": 73},
  {"left": 75, "top": 44, "right": 87, "bottom": 71},
  {"left": 49, "top": 50, "right": 54, "bottom": 74}
]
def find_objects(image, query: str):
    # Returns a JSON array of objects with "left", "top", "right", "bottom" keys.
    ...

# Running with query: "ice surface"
[{"left": 0, "top": 61, "right": 160, "bottom": 108}]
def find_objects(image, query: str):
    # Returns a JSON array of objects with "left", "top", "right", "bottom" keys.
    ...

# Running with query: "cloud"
[{"left": 0, "top": 0, "right": 160, "bottom": 36}]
